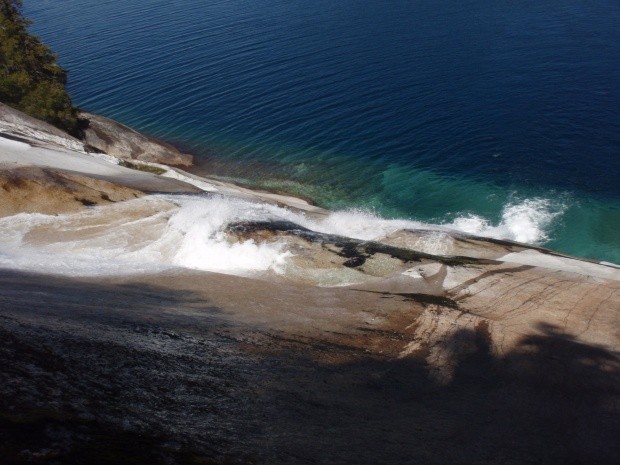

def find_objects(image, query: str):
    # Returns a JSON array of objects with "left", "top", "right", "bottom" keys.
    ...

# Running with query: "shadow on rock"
[
  {"left": 254, "top": 323, "right": 618, "bottom": 465},
  {"left": 0, "top": 269, "right": 618, "bottom": 464}
]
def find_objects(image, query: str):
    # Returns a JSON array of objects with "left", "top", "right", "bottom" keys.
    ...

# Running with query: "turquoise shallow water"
[{"left": 23, "top": 0, "right": 620, "bottom": 262}]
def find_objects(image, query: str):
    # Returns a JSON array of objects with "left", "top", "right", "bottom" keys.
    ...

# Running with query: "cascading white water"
[{"left": 0, "top": 193, "right": 564, "bottom": 277}]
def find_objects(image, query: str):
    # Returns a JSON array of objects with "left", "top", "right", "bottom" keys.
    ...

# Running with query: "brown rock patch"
[{"left": 0, "top": 166, "right": 143, "bottom": 217}]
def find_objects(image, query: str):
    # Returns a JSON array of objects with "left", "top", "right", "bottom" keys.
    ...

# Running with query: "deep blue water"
[{"left": 24, "top": 0, "right": 620, "bottom": 262}]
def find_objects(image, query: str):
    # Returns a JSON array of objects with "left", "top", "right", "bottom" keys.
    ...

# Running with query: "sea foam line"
[{"left": 0, "top": 193, "right": 564, "bottom": 277}]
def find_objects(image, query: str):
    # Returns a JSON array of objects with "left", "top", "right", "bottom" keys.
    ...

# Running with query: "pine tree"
[{"left": 0, "top": 0, "right": 78, "bottom": 133}]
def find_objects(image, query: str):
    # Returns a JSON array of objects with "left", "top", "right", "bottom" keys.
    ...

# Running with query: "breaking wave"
[
  {"left": 447, "top": 198, "right": 564, "bottom": 244},
  {"left": 0, "top": 194, "right": 564, "bottom": 277}
]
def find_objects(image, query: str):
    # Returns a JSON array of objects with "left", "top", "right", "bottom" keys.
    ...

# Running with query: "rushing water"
[{"left": 23, "top": 0, "right": 620, "bottom": 263}]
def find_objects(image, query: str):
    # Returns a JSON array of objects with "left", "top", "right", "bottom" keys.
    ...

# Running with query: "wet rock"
[
  {"left": 0, "top": 103, "right": 85, "bottom": 152},
  {"left": 79, "top": 112, "right": 193, "bottom": 166}
]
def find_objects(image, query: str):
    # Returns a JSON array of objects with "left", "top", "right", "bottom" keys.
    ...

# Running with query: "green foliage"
[{"left": 0, "top": 0, "right": 78, "bottom": 133}]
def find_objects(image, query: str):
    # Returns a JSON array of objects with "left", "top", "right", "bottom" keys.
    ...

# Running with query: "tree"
[{"left": 0, "top": 0, "right": 78, "bottom": 133}]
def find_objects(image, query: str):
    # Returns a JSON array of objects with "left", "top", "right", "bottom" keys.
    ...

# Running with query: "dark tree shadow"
[
  {"left": 444, "top": 322, "right": 619, "bottom": 465},
  {"left": 0, "top": 269, "right": 618, "bottom": 464},
  {"left": 253, "top": 324, "right": 619, "bottom": 465}
]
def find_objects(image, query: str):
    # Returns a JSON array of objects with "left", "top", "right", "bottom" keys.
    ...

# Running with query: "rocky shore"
[
  {"left": 0, "top": 105, "right": 618, "bottom": 464},
  {"left": 78, "top": 111, "right": 193, "bottom": 167}
]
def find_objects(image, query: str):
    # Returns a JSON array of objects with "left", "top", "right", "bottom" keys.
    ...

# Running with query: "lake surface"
[{"left": 24, "top": 0, "right": 620, "bottom": 262}]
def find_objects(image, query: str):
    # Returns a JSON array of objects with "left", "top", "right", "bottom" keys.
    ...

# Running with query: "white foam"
[
  {"left": 446, "top": 198, "right": 563, "bottom": 244},
  {"left": 0, "top": 194, "right": 568, "bottom": 277},
  {"left": 165, "top": 196, "right": 290, "bottom": 273},
  {"left": 296, "top": 198, "right": 562, "bottom": 249},
  {"left": 0, "top": 196, "right": 293, "bottom": 277},
  {"left": 297, "top": 208, "right": 426, "bottom": 241}
]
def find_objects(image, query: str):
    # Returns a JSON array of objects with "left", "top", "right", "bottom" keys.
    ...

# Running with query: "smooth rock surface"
[
  {"left": 0, "top": 135, "right": 201, "bottom": 194},
  {"left": 0, "top": 166, "right": 143, "bottom": 216},
  {"left": 0, "top": 113, "right": 617, "bottom": 465},
  {"left": 80, "top": 111, "right": 193, "bottom": 166},
  {"left": 0, "top": 102, "right": 85, "bottom": 153}
]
